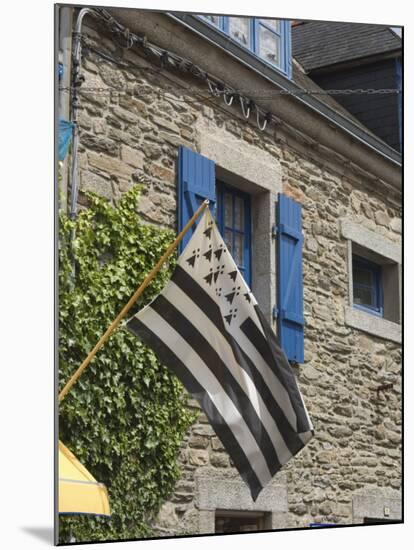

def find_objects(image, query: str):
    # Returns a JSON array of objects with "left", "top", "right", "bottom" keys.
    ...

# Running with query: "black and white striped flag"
[{"left": 127, "top": 208, "right": 313, "bottom": 500}]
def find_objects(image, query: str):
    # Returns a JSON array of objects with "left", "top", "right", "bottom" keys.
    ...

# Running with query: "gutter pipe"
[{"left": 69, "top": 8, "right": 97, "bottom": 220}]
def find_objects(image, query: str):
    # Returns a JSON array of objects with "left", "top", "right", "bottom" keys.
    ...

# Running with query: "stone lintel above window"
[
  {"left": 195, "top": 471, "right": 288, "bottom": 533},
  {"left": 340, "top": 218, "right": 401, "bottom": 264}
]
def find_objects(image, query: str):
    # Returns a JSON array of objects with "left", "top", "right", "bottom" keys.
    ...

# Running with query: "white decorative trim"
[
  {"left": 344, "top": 306, "right": 401, "bottom": 343},
  {"left": 340, "top": 219, "right": 401, "bottom": 264}
]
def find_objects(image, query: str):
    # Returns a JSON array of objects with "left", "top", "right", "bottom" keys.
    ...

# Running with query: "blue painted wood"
[
  {"left": 276, "top": 194, "right": 304, "bottom": 363},
  {"left": 177, "top": 146, "right": 216, "bottom": 252},
  {"left": 222, "top": 15, "right": 229, "bottom": 34},
  {"left": 283, "top": 20, "right": 293, "bottom": 79}
]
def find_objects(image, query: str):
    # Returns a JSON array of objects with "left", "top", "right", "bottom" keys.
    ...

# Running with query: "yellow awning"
[{"left": 59, "top": 440, "right": 111, "bottom": 517}]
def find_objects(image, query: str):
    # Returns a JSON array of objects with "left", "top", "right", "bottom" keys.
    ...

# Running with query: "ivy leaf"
[
  {"left": 144, "top": 438, "right": 158, "bottom": 449},
  {"left": 58, "top": 186, "right": 193, "bottom": 543}
]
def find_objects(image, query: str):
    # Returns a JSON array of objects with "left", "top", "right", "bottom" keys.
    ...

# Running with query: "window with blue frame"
[
  {"left": 216, "top": 182, "right": 252, "bottom": 287},
  {"left": 352, "top": 255, "right": 383, "bottom": 317},
  {"left": 200, "top": 15, "right": 292, "bottom": 77}
]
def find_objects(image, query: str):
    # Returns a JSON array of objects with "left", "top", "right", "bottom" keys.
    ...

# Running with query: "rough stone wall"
[
  {"left": 279, "top": 148, "right": 402, "bottom": 526},
  {"left": 75, "top": 23, "right": 201, "bottom": 230},
  {"left": 68, "top": 19, "right": 402, "bottom": 536}
]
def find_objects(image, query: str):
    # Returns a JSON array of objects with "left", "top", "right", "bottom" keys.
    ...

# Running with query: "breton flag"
[{"left": 127, "top": 208, "right": 313, "bottom": 500}]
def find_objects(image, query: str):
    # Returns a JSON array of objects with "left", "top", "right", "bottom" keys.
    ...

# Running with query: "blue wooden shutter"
[
  {"left": 276, "top": 194, "right": 304, "bottom": 363},
  {"left": 177, "top": 146, "right": 216, "bottom": 252}
]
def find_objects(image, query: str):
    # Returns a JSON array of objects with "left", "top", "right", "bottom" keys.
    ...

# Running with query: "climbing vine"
[{"left": 58, "top": 187, "right": 196, "bottom": 543}]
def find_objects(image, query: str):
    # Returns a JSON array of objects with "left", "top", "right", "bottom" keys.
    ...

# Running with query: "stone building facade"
[{"left": 57, "top": 6, "right": 402, "bottom": 535}]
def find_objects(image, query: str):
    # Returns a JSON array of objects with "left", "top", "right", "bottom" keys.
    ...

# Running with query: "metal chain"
[
  {"left": 63, "top": 9, "right": 401, "bottom": 136},
  {"left": 59, "top": 85, "right": 401, "bottom": 96}
]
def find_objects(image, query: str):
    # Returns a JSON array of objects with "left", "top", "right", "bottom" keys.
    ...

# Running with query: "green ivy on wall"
[{"left": 58, "top": 187, "right": 197, "bottom": 543}]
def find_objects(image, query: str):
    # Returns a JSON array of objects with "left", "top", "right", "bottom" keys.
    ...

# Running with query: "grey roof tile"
[
  {"left": 292, "top": 21, "right": 401, "bottom": 72},
  {"left": 291, "top": 61, "right": 378, "bottom": 136}
]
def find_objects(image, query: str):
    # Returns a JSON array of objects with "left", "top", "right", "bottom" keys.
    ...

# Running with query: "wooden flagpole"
[{"left": 59, "top": 199, "right": 210, "bottom": 403}]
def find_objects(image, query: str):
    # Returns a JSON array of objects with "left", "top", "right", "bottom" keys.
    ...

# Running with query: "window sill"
[{"left": 344, "top": 306, "right": 401, "bottom": 344}]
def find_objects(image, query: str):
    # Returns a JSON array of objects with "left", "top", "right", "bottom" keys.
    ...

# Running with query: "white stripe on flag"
[
  {"left": 138, "top": 306, "right": 273, "bottom": 488},
  {"left": 180, "top": 259, "right": 299, "bottom": 433},
  {"left": 229, "top": 328, "right": 298, "bottom": 432},
  {"left": 165, "top": 280, "right": 293, "bottom": 464}
]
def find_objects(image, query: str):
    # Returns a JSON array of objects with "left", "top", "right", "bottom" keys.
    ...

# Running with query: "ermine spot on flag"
[{"left": 127, "top": 208, "right": 313, "bottom": 501}]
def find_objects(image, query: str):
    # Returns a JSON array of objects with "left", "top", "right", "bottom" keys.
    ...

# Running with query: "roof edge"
[{"left": 169, "top": 13, "right": 401, "bottom": 168}]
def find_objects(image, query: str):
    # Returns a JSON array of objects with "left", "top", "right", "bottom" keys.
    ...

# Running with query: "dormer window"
[{"left": 200, "top": 15, "right": 292, "bottom": 77}]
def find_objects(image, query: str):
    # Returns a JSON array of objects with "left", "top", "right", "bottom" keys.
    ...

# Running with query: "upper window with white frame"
[{"left": 199, "top": 15, "right": 292, "bottom": 77}]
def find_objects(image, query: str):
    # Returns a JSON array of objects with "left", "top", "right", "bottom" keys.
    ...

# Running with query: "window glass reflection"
[
  {"left": 205, "top": 15, "right": 220, "bottom": 27},
  {"left": 259, "top": 18, "right": 280, "bottom": 32},
  {"left": 229, "top": 17, "right": 250, "bottom": 46},
  {"left": 224, "top": 229, "right": 233, "bottom": 252},
  {"left": 259, "top": 26, "right": 280, "bottom": 66},
  {"left": 234, "top": 196, "right": 244, "bottom": 231},
  {"left": 224, "top": 193, "right": 233, "bottom": 227},
  {"left": 234, "top": 233, "right": 244, "bottom": 266}
]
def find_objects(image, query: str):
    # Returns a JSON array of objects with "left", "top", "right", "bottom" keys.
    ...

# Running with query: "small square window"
[
  {"left": 341, "top": 220, "right": 401, "bottom": 341},
  {"left": 352, "top": 255, "right": 383, "bottom": 317}
]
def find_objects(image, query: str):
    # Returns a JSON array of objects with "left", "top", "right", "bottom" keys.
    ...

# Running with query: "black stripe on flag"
[
  {"left": 127, "top": 316, "right": 264, "bottom": 501},
  {"left": 150, "top": 294, "right": 282, "bottom": 475},
  {"left": 241, "top": 311, "right": 311, "bottom": 434},
  {"left": 228, "top": 337, "right": 307, "bottom": 457},
  {"left": 171, "top": 265, "right": 305, "bottom": 455}
]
